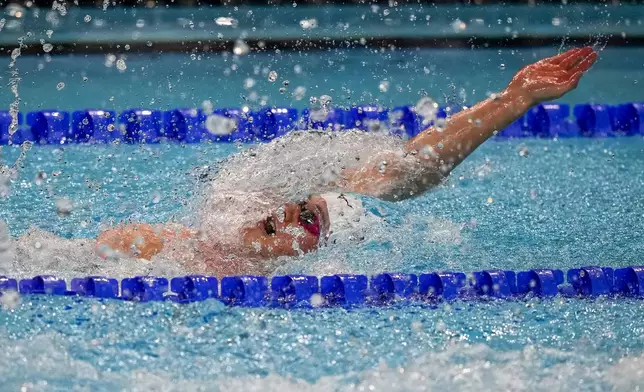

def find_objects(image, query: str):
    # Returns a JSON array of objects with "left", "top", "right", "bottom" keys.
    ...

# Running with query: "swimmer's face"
[{"left": 241, "top": 195, "right": 330, "bottom": 258}]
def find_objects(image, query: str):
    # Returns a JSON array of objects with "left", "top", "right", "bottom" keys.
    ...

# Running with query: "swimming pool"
[{"left": 1, "top": 2, "right": 644, "bottom": 391}]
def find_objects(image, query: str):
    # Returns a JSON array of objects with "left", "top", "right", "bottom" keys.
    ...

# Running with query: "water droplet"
[
  {"left": 299, "top": 18, "right": 318, "bottom": 29},
  {"left": 55, "top": 197, "right": 73, "bottom": 217},
  {"left": 5, "top": 3, "right": 25, "bottom": 18},
  {"left": 104, "top": 53, "right": 116, "bottom": 67},
  {"left": 310, "top": 293, "right": 324, "bottom": 307},
  {"left": 233, "top": 39, "right": 249, "bottom": 56},
  {"left": 294, "top": 64, "right": 302, "bottom": 74},
  {"left": 56, "top": 82, "right": 65, "bottom": 90},
  {"left": 116, "top": 58, "right": 127, "bottom": 72},
  {"left": 309, "top": 96, "right": 318, "bottom": 105},
  {"left": 42, "top": 43, "right": 53, "bottom": 53},
  {"left": 499, "top": 63, "right": 506, "bottom": 70},
  {"left": 487, "top": 91, "right": 501, "bottom": 100},
  {"left": 268, "top": 70, "right": 278, "bottom": 82},
  {"left": 84, "top": 14, "right": 91, "bottom": 23},
  {"left": 293, "top": 86, "right": 306, "bottom": 100},
  {"left": 201, "top": 100, "right": 214, "bottom": 115},
  {"left": 379, "top": 80, "right": 390, "bottom": 93},
  {"left": 244, "top": 78, "right": 255, "bottom": 89},
  {"left": 34, "top": 171, "right": 47, "bottom": 185},
  {"left": 83, "top": 76, "right": 88, "bottom": 82},
  {"left": 451, "top": 18, "right": 467, "bottom": 32},
  {"left": 205, "top": 114, "right": 237, "bottom": 136},
  {"left": 215, "top": 17, "right": 238, "bottom": 27},
  {"left": 319, "top": 95, "right": 332, "bottom": 107},
  {"left": 150, "top": 190, "right": 162, "bottom": 204},
  {"left": 414, "top": 97, "right": 438, "bottom": 124},
  {"left": 135, "top": 18, "right": 145, "bottom": 28},
  {"left": 0, "top": 290, "right": 20, "bottom": 310}
]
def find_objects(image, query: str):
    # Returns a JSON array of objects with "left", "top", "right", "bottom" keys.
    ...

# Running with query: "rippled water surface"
[
  {"left": 0, "top": 135, "right": 642, "bottom": 390},
  {"left": 1, "top": 8, "right": 644, "bottom": 386},
  {"left": 1, "top": 137, "right": 642, "bottom": 275},
  {"left": 2, "top": 295, "right": 644, "bottom": 391}
]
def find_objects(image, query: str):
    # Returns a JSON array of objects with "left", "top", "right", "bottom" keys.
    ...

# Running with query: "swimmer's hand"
[
  {"left": 506, "top": 46, "right": 598, "bottom": 106},
  {"left": 96, "top": 223, "right": 194, "bottom": 260}
]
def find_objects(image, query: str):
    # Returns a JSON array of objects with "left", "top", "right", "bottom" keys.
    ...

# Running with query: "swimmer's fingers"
[
  {"left": 558, "top": 48, "right": 595, "bottom": 70},
  {"left": 544, "top": 48, "right": 582, "bottom": 65},
  {"left": 548, "top": 47, "right": 593, "bottom": 67},
  {"left": 569, "top": 51, "right": 598, "bottom": 74}
]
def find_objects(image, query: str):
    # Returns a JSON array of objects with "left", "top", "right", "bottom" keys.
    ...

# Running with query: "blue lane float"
[
  {"left": 3, "top": 265, "right": 644, "bottom": 307},
  {"left": 19, "top": 275, "right": 67, "bottom": 295},
  {"left": 527, "top": 103, "right": 573, "bottom": 138},
  {"left": 27, "top": 111, "right": 72, "bottom": 144},
  {"left": 418, "top": 272, "right": 467, "bottom": 300},
  {"left": 271, "top": 275, "right": 319, "bottom": 308},
  {"left": 119, "top": 109, "right": 164, "bottom": 144},
  {"left": 72, "top": 110, "right": 118, "bottom": 143},
  {"left": 220, "top": 275, "right": 269, "bottom": 307},
  {"left": 121, "top": 276, "right": 169, "bottom": 302},
  {"left": 574, "top": 104, "right": 614, "bottom": 137},
  {"left": 320, "top": 274, "right": 369, "bottom": 307},
  {"left": 370, "top": 273, "right": 417, "bottom": 303},
  {"left": 170, "top": 275, "right": 218, "bottom": 303},
  {"left": 71, "top": 276, "right": 119, "bottom": 298},
  {"left": 1, "top": 102, "right": 642, "bottom": 146}
]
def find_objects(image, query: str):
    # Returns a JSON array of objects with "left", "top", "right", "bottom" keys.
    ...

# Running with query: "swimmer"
[{"left": 95, "top": 47, "right": 597, "bottom": 275}]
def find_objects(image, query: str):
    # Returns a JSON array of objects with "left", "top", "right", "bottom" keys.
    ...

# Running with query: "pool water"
[
  {"left": 1, "top": 137, "right": 643, "bottom": 276},
  {"left": 2, "top": 47, "right": 644, "bottom": 114},
  {"left": 2, "top": 294, "right": 644, "bottom": 390},
  {"left": 0, "top": 135, "right": 643, "bottom": 390},
  {"left": 1, "top": 3, "right": 644, "bottom": 390}
]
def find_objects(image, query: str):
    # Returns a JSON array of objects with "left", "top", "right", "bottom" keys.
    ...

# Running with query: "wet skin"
[{"left": 241, "top": 195, "right": 331, "bottom": 258}]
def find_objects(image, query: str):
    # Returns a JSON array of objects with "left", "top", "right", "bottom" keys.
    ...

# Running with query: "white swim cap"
[{"left": 320, "top": 192, "right": 372, "bottom": 245}]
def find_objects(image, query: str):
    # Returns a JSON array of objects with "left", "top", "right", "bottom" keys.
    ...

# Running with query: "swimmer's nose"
[{"left": 283, "top": 203, "right": 300, "bottom": 225}]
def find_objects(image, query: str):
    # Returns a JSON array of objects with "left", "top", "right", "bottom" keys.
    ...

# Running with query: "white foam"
[
  {"left": 0, "top": 332, "right": 639, "bottom": 391},
  {"left": 1, "top": 130, "right": 459, "bottom": 278},
  {"left": 3, "top": 226, "right": 193, "bottom": 280}
]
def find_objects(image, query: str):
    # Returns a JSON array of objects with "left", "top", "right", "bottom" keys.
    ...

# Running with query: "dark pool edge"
[{"left": 2, "top": 35, "right": 643, "bottom": 56}]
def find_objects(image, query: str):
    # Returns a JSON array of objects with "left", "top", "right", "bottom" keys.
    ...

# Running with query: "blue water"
[
  {"left": 2, "top": 4, "right": 642, "bottom": 45},
  {"left": 2, "top": 3, "right": 644, "bottom": 390},
  {"left": 1, "top": 137, "right": 643, "bottom": 273},
  {"left": 0, "top": 134, "right": 643, "bottom": 390},
  {"left": 2, "top": 295, "right": 644, "bottom": 390},
  {"left": 2, "top": 47, "right": 644, "bottom": 115}
]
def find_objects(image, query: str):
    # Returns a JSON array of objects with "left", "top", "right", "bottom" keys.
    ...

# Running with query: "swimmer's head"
[
  {"left": 240, "top": 195, "right": 330, "bottom": 258},
  {"left": 196, "top": 191, "right": 330, "bottom": 260}
]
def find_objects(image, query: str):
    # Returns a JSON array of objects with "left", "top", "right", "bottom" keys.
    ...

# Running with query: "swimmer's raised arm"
[
  {"left": 343, "top": 47, "right": 598, "bottom": 200},
  {"left": 406, "top": 47, "right": 597, "bottom": 171}
]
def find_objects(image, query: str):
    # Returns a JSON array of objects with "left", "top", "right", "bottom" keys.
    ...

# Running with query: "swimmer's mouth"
[{"left": 298, "top": 202, "right": 321, "bottom": 238}]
